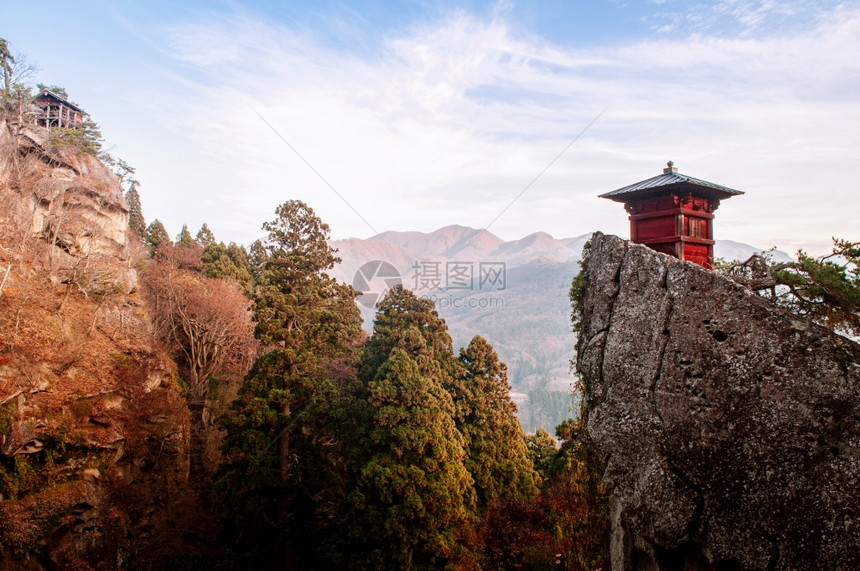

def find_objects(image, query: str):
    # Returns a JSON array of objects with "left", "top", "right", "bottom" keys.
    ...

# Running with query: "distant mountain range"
[
  {"left": 330, "top": 226, "right": 788, "bottom": 432},
  {"left": 334, "top": 225, "right": 589, "bottom": 270}
]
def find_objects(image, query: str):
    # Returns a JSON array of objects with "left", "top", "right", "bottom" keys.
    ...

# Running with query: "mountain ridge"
[{"left": 336, "top": 224, "right": 784, "bottom": 268}]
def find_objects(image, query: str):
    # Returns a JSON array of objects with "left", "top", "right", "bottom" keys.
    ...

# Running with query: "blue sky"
[{"left": 5, "top": 0, "right": 859, "bottom": 254}]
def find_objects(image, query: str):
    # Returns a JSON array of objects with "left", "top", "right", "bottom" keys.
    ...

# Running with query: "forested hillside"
[{"left": 0, "top": 43, "right": 610, "bottom": 568}]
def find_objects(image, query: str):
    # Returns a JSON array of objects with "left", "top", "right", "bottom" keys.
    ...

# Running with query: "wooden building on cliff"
[
  {"left": 34, "top": 89, "right": 84, "bottom": 129},
  {"left": 600, "top": 161, "right": 744, "bottom": 269}
]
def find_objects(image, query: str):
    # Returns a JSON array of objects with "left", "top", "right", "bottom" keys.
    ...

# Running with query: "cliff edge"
[
  {"left": 0, "top": 117, "right": 129, "bottom": 260},
  {"left": 0, "top": 116, "right": 190, "bottom": 569},
  {"left": 576, "top": 232, "right": 860, "bottom": 570}
]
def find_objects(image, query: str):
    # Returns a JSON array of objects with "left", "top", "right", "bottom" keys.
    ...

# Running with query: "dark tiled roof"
[
  {"left": 35, "top": 89, "right": 85, "bottom": 113},
  {"left": 600, "top": 162, "right": 744, "bottom": 202}
]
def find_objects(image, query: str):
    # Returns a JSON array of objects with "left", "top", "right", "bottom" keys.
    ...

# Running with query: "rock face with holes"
[
  {"left": 0, "top": 118, "right": 129, "bottom": 258},
  {"left": 576, "top": 232, "right": 860, "bottom": 570}
]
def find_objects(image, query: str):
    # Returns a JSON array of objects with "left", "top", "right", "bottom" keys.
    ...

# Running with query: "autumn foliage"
[
  {"left": 143, "top": 256, "right": 257, "bottom": 403},
  {"left": 1, "top": 175, "right": 611, "bottom": 567}
]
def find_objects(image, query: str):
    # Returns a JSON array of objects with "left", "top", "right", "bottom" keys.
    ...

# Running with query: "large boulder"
[{"left": 576, "top": 232, "right": 860, "bottom": 570}]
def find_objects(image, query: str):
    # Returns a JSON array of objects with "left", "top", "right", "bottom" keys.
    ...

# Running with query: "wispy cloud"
[
  {"left": 649, "top": 0, "right": 847, "bottom": 35},
  {"left": 141, "top": 2, "right": 860, "bottom": 254}
]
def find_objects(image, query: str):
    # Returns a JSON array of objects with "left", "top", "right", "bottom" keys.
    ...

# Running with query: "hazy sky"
[{"left": 6, "top": 0, "right": 859, "bottom": 254}]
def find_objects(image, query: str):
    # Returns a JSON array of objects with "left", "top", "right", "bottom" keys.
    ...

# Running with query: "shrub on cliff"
[{"left": 720, "top": 237, "right": 859, "bottom": 337}]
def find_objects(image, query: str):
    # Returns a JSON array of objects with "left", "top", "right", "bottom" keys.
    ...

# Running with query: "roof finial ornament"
[{"left": 664, "top": 160, "right": 678, "bottom": 174}]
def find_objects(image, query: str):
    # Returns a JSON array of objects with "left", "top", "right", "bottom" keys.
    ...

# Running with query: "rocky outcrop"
[
  {"left": 0, "top": 114, "right": 191, "bottom": 569},
  {"left": 576, "top": 232, "right": 860, "bottom": 570},
  {"left": 0, "top": 117, "right": 129, "bottom": 259}
]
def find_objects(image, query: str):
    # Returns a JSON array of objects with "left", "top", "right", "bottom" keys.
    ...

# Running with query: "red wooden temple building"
[
  {"left": 34, "top": 89, "right": 85, "bottom": 129},
  {"left": 600, "top": 161, "right": 744, "bottom": 269}
]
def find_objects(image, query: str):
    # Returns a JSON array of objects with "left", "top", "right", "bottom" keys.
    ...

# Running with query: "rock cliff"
[
  {"left": 0, "top": 117, "right": 129, "bottom": 260},
  {"left": 0, "top": 116, "right": 190, "bottom": 569},
  {"left": 576, "top": 232, "right": 860, "bottom": 570}
]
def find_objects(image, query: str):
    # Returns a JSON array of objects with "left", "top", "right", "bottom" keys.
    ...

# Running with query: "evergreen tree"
[
  {"left": 46, "top": 114, "right": 105, "bottom": 156},
  {"left": 361, "top": 284, "right": 457, "bottom": 380},
  {"left": 111, "top": 159, "right": 145, "bottom": 240},
  {"left": 78, "top": 114, "right": 104, "bottom": 156},
  {"left": 125, "top": 187, "right": 146, "bottom": 240},
  {"left": 36, "top": 83, "right": 68, "bottom": 99},
  {"left": 454, "top": 335, "right": 539, "bottom": 509},
  {"left": 201, "top": 241, "right": 253, "bottom": 290},
  {"left": 248, "top": 239, "right": 268, "bottom": 281},
  {"left": 527, "top": 428, "right": 557, "bottom": 480},
  {"left": 176, "top": 224, "right": 195, "bottom": 248},
  {"left": 196, "top": 223, "right": 216, "bottom": 247},
  {"left": 343, "top": 348, "right": 473, "bottom": 569},
  {"left": 253, "top": 200, "right": 361, "bottom": 353},
  {"left": 218, "top": 346, "right": 351, "bottom": 565},
  {"left": 719, "top": 238, "right": 859, "bottom": 336},
  {"left": 145, "top": 219, "right": 171, "bottom": 255},
  {"left": 227, "top": 242, "right": 253, "bottom": 279},
  {"left": 0, "top": 38, "right": 14, "bottom": 97},
  {"left": 338, "top": 286, "right": 476, "bottom": 568},
  {"left": 217, "top": 200, "right": 362, "bottom": 565},
  {"left": 112, "top": 158, "right": 137, "bottom": 189}
]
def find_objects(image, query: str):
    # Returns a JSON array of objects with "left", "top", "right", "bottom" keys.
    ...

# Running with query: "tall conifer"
[
  {"left": 217, "top": 200, "right": 362, "bottom": 566},
  {"left": 455, "top": 335, "right": 539, "bottom": 509},
  {"left": 124, "top": 187, "right": 146, "bottom": 240},
  {"left": 342, "top": 286, "right": 475, "bottom": 568}
]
